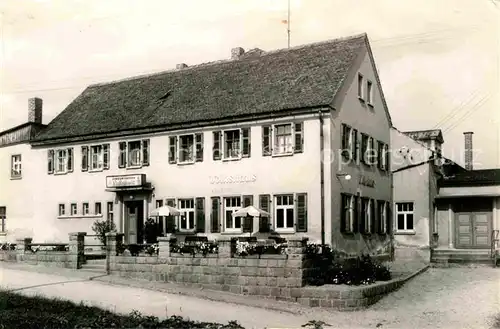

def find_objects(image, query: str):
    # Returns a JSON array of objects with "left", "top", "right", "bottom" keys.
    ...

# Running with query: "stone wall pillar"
[
  {"left": 158, "top": 234, "right": 175, "bottom": 259},
  {"left": 15, "top": 237, "right": 32, "bottom": 262},
  {"left": 106, "top": 232, "right": 124, "bottom": 274},
  {"left": 287, "top": 237, "right": 308, "bottom": 287},
  {"left": 68, "top": 232, "right": 86, "bottom": 269},
  {"left": 217, "top": 237, "right": 232, "bottom": 258}
]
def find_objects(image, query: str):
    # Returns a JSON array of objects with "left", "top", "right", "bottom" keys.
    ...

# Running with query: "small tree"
[{"left": 92, "top": 218, "right": 116, "bottom": 246}]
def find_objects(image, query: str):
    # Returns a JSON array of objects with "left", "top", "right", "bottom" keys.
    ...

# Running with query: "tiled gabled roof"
[
  {"left": 32, "top": 33, "right": 369, "bottom": 144},
  {"left": 403, "top": 129, "right": 444, "bottom": 144},
  {"left": 439, "top": 168, "right": 500, "bottom": 187}
]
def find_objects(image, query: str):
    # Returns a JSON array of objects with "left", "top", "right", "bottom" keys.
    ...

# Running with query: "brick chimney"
[
  {"left": 231, "top": 47, "right": 245, "bottom": 60},
  {"left": 28, "top": 97, "right": 43, "bottom": 124},
  {"left": 176, "top": 63, "right": 188, "bottom": 69},
  {"left": 464, "top": 131, "right": 474, "bottom": 170}
]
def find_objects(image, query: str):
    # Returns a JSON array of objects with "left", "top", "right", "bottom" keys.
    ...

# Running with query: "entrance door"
[
  {"left": 125, "top": 201, "right": 144, "bottom": 244},
  {"left": 455, "top": 212, "right": 491, "bottom": 249}
]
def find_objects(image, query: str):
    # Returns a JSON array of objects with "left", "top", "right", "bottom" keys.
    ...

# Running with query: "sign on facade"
[
  {"left": 209, "top": 174, "right": 257, "bottom": 184},
  {"left": 106, "top": 174, "right": 145, "bottom": 188},
  {"left": 359, "top": 175, "right": 375, "bottom": 188}
]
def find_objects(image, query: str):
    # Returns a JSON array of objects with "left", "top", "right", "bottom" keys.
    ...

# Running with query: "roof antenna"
[{"left": 281, "top": 0, "right": 291, "bottom": 48}]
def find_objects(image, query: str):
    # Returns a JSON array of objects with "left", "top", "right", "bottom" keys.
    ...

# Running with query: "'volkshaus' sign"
[
  {"left": 106, "top": 174, "right": 146, "bottom": 188},
  {"left": 209, "top": 175, "right": 257, "bottom": 184}
]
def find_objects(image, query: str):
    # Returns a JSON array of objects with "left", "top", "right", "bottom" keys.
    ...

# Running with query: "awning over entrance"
[{"left": 437, "top": 185, "right": 500, "bottom": 198}]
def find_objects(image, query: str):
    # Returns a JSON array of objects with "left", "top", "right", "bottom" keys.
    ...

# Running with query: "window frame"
[
  {"left": 54, "top": 148, "right": 69, "bottom": 174},
  {"left": 58, "top": 204, "right": 66, "bottom": 216},
  {"left": 222, "top": 129, "right": 242, "bottom": 161},
  {"left": 127, "top": 140, "right": 143, "bottom": 168},
  {"left": 95, "top": 202, "right": 102, "bottom": 216},
  {"left": 70, "top": 203, "right": 77, "bottom": 216},
  {"left": 379, "top": 201, "right": 388, "bottom": 234},
  {"left": 395, "top": 202, "right": 415, "bottom": 233},
  {"left": 357, "top": 73, "right": 365, "bottom": 100},
  {"left": 364, "top": 198, "right": 372, "bottom": 234},
  {"left": 342, "top": 194, "right": 355, "bottom": 233},
  {"left": 178, "top": 134, "right": 196, "bottom": 164},
  {"left": 223, "top": 196, "right": 243, "bottom": 233},
  {"left": 82, "top": 202, "right": 90, "bottom": 216},
  {"left": 272, "top": 123, "right": 294, "bottom": 156},
  {"left": 107, "top": 202, "right": 114, "bottom": 222},
  {"left": 90, "top": 144, "right": 104, "bottom": 172},
  {"left": 274, "top": 194, "right": 295, "bottom": 233},
  {"left": 367, "top": 79, "right": 374, "bottom": 105},
  {"left": 178, "top": 198, "right": 196, "bottom": 231},
  {"left": 10, "top": 154, "right": 22, "bottom": 179}
]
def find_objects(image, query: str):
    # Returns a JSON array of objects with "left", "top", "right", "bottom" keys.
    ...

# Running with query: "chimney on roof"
[
  {"left": 231, "top": 47, "right": 245, "bottom": 60},
  {"left": 176, "top": 63, "right": 188, "bottom": 69},
  {"left": 464, "top": 131, "right": 474, "bottom": 170},
  {"left": 28, "top": 97, "right": 43, "bottom": 124}
]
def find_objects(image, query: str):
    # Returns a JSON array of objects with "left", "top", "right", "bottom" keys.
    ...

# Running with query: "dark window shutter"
[
  {"left": 353, "top": 129, "right": 358, "bottom": 161},
  {"left": 118, "top": 142, "right": 127, "bottom": 168},
  {"left": 242, "top": 128, "right": 251, "bottom": 158},
  {"left": 155, "top": 199, "right": 164, "bottom": 235},
  {"left": 67, "top": 148, "right": 74, "bottom": 172},
  {"left": 353, "top": 195, "right": 360, "bottom": 233},
  {"left": 242, "top": 196, "right": 253, "bottom": 233},
  {"left": 361, "top": 134, "right": 367, "bottom": 164},
  {"left": 340, "top": 194, "right": 347, "bottom": 233},
  {"left": 258, "top": 194, "right": 270, "bottom": 232},
  {"left": 294, "top": 122, "right": 303, "bottom": 153},
  {"left": 376, "top": 200, "right": 384, "bottom": 234},
  {"left": 168, "top": 136, "right": 177, "bottom": 164},
  {"left": 81, "top": 146, "right": 88, "bottom": 172},
  {"left": 386, "top": 201, "right": 392, "bottom": 234},
  {"left": 195, "top": 197, "right": 205, "bottom": 233},
  {"left": 341, "top": 124, "right": 347, "bottom": 150},
  {"left": 359, "top": 198, "right": 367, "bottom": 233},
  {"left": 296, "top": 193, "right": 307, "bottom": 232},
  {"left": 385, "top": 144, "right": 390, "bottom": 172},
  {"left": 165, "top": 198, "right": 176, "bottom": 233},
  {"left": 211, "top": 197, "right": 220, "bottom": 233},
  {"left": 213, "top": 131, "right": 221, "bottom": 160},
  {"left": 103, "top": 144, "right": 110, "bottom": 170},
  {"left": 195, "top": 133, "right": 204, "bottom": 162},
  {"left": 47, "top": 149, "right": 54, "bottom": 174},
  {"left": 377, "top": 141, "right": 383, "bottom": 169},
  {"left": 142, "top": 139, "right": 150, "bottom": 166},
  {"left": 262, "top": 126, "right": 271, "bottom": 156},
  {"left": 370, "top": 199, "right": 376, "bottom": 234}
]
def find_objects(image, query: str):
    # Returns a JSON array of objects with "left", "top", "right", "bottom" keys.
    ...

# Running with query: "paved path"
[{"left": 1, "top": 263, "right": 499, "bottom": 329}]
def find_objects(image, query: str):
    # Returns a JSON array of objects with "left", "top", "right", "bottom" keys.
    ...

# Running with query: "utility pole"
[{"left": 287, "top": 0, "right": 291, "bottom": 48}]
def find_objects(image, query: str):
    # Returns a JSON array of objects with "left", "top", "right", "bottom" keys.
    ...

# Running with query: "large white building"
[{"left": 1, "top": 33, "right": 394, "bottom": 257}]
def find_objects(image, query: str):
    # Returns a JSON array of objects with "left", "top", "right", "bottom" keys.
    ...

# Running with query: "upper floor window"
[
  {"left": 118, "top": 140, "right": 149, "bottom": 169},
  {"left": 262, "top": 122, "right": 303, "bottom": 156},
  {"left": 396, "top": 202, "right": 414, "bottom": 233},
  {"left": 11, "top": 154, "right": 22, "bottom": 179},
  {"left": 81, "top": 144, "right": 110, "bottom": 172},
  {"left": 367, "top": 80, "right": 373, "bottom": 105},
  {"left": 377, "top": 141, "right": 389, "bottom": 171},
  {"left": 357, "top": 73, "right": 364, "bottom": 100},
  {"left": 213, "top": 128, "right": 250, "bottom": 161},
  {"left": 341, "top": 124, "right": 357, "bottom": 161},
  {"left": 48, "top": 148, "right": 73, "bottom": 175},
  {"left": 169, "top": 133, "right": 203, "bottom": 164},
  {"left": 361, "top": 134, "right": 375, "bottom": 165}
]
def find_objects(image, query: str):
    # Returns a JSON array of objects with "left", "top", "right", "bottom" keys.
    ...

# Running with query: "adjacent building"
[{"left": 1, "top": 33, "right": 394, "bottom": 258}]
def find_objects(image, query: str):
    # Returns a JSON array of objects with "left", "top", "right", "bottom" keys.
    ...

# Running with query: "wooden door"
[
  {"left": 456, "top": 213, "right": 473, "bottom": 248},
  {"left": 472, "top": 213, "right": 491, "bottom": 248},
  {"left": 126, "top": 202, "right": 142, "bottom": 244},
  {"left": 455, "top": 212, "right": 491, "bottom": 249}
]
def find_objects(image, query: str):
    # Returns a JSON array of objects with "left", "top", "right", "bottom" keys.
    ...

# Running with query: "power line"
[
  {"left": 442, "top": 93, "right": 492, "bottom": 134},
  {"left": 432, "top": 89, "right": 480, "bottom": 129}
]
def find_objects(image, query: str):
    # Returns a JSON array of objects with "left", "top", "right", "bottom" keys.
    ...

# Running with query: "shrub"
[
  {"left": 0, "top": 291, "right": 246, "bottom": 329},
  {"left": 91, "top": 219, "right": 116, "bottom": 246},
  {"left": 305, "top": 245, "right": 391, "bottom": 286}
]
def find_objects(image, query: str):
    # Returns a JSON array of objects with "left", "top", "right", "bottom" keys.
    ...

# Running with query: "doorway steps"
[
  {"left": 431, "top": 249, "right": 492, "bottom": 266},
  {"left": 80, "top": 258, "right": 106, "bottom": 273}
]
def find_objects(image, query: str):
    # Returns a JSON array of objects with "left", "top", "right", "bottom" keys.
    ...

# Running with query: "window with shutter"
[
  {"left": 258, "top": 194, "right": 270, "bottom": 232},
  {"left": 272, "top": 124, "right": 293, "bottom": 155},
  {"left": 103, "top": 144, "right": 110, "bottom": 169},
  {"left": 178, "top": 135, "right": 195, "bottom": 163},
  {"left": 195, "top": 197, "right": 205, "bottom": 233},
  {"left": 274, "top": 194, "right": 294, "bottom": 232},
  {"left": 296, "top": 193, "right": 307, "bottom": 232},
  {"left": 195, "top": 133, "right": 204, "bottom": 162},
  {"left": 168, "top": 136, "right": 177, "bottom": 164},
  {"left": 142, "top": 139, "right": 150, "bottom": 166},
  {"left": 294, "top": 122, "right": 303, "bottom": 153},
  {"left": 262, "top": 126, "right": 271, "bottom": 156},
  {"left": 242, "top": 128, "right": 251, "bottom": 158},
  {"left": 211, "top": 197, "right": 221, "bottom": 233},
  {"left": 67, "top": 148, "right": 73, "bottom": 172},
  {"left": 47, "top": 149, "right": 54, "bottom": 174},
  {"left": 118, "top": 142, "right": 127, "bottom": 168},
  {"left": 213, "top": 131, "right": 221, "bottom": 160}
]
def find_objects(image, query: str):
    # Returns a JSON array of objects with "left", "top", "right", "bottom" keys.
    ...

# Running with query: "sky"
[{"left": 0, "top": 0, "right": 499, "bottom": 168}]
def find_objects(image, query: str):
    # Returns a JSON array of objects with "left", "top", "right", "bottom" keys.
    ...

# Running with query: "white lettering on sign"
[
  {"left": 106, "top": 174, "right": 145, "bottom": 188},
  {"left": 209, "top": 175, "right": 257, "bottom": 185},
  {"left": 359, "top": 175, "right": 375, "bottom": 188}
]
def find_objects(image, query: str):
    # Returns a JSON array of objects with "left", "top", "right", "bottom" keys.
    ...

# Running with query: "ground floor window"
[
  {"left": 83, "top": 203, "right": 89, "bottom": 215},
  {"left": 274, "top": 194, "right": 294, "bottom": 231},
  {"left": 224, "top": 196, "right": 242, "bottom": 231},
  {"left": 58, "top": 204, "right": 65, "bottom": 216},
  {"left": 179, "top": 198, "right": 195, "bottom": 230},
  {"left": 70, "top": 203, "right": 77, "bottom": 216},
  {"left": 0, "top": 207, "right": 5, "bottom": 233},
  {"left": 396, "top": 202, "right": 414, "bottom": 232},
  {"left": 341, "top": 194, "right": 355, "bottom": 233}
]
